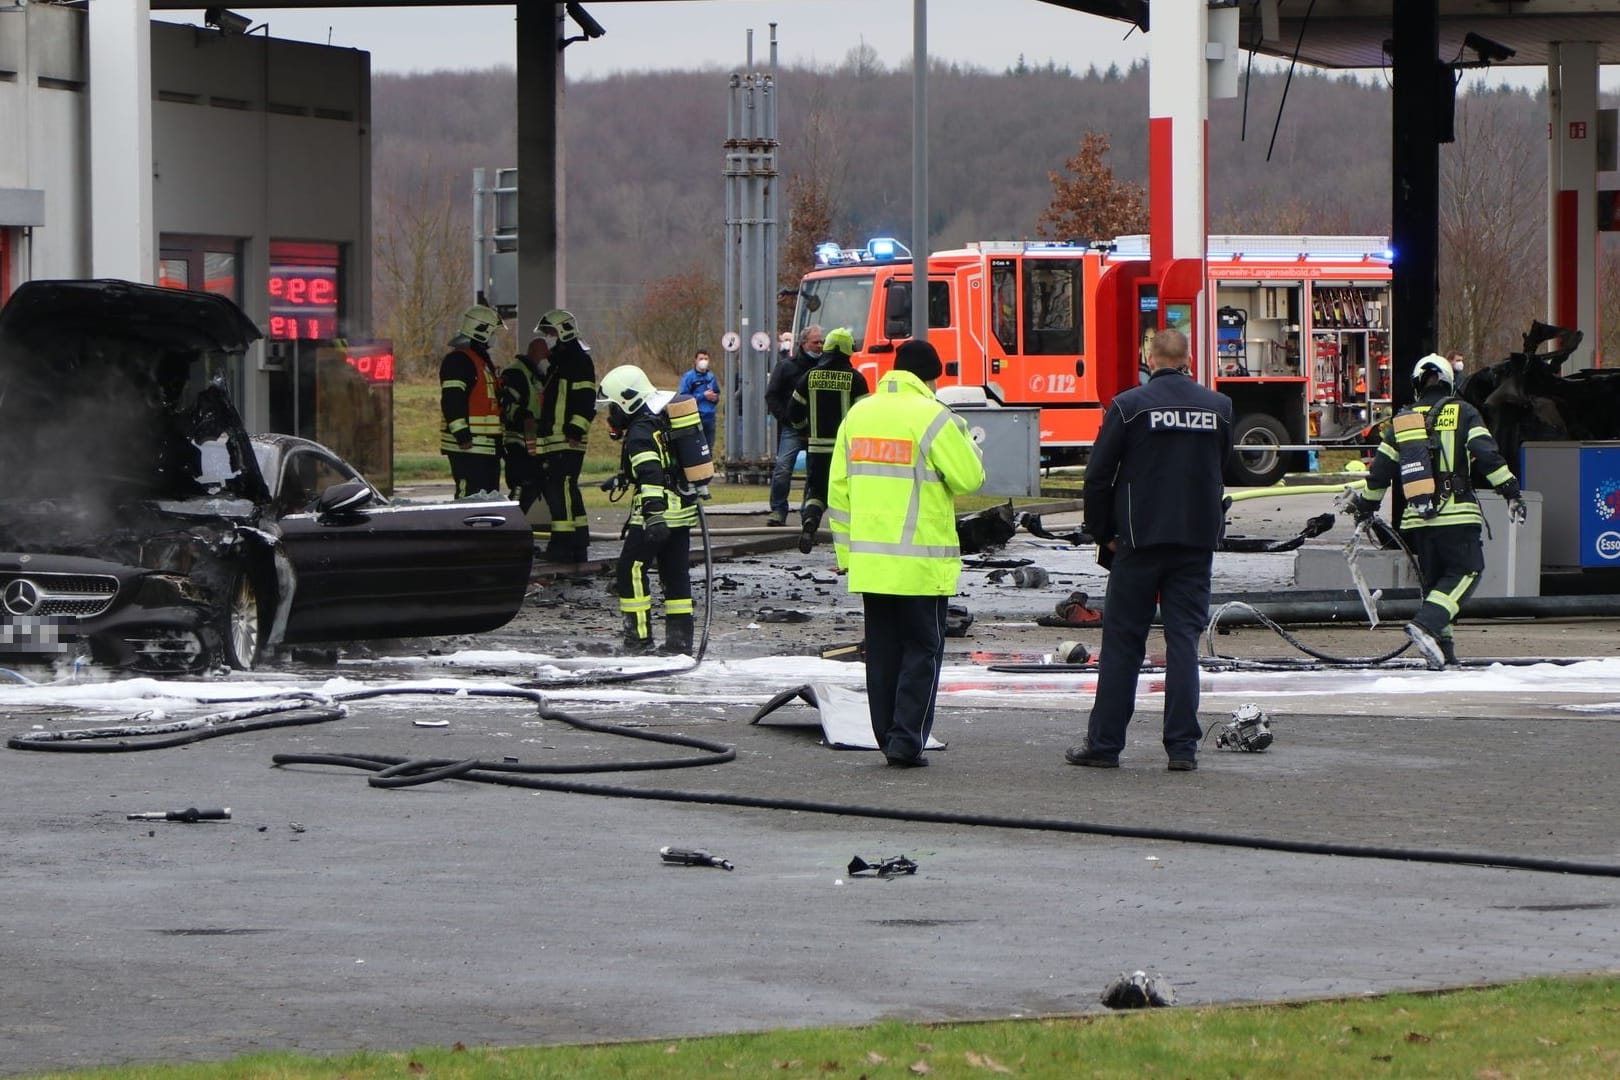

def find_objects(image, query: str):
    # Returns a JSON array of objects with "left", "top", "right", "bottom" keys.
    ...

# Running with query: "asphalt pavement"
[{"left": 3, "top": 486, "right": 1619, "bottom": 1075}]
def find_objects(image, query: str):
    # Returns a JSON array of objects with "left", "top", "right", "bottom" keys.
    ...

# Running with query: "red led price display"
[
  {"left": 344, "top": 349, "right": 395, "bottom": 384},
  {"left": 268, "top": 264, "right": 339, "bottom": 340}
]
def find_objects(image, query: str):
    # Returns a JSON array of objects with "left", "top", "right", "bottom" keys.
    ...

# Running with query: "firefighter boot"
[
  {"left": 621, "top": 613, "right": 656, "bottom": 655},
  {"left": 798, "top": 505, "right": 823, "bottom": 555},
  {"left": 661, "top": 614, "right": 695, "bottom": 657},
  {"left": 1440, "top": 636, "right": 1459, "bottom": 667}
]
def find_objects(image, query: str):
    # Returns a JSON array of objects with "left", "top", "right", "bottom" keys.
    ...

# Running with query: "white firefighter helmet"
[
  {"left": 456, "top": 304, "right": 503, "bottom": 346},
  {"left": 534, "top": 308, "right": 580, "bottom": 343},
  {"left": 1411, "top": 353, "right": 1454, "bottom": 391},
  {"left": 600, "top": 364, "right": 658, "bottom": 414}
]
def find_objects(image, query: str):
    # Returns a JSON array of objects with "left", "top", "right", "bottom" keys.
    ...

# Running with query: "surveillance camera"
[
  {"left": 566, "top": 2, "right": 606, "bottom": 40},
  {"left": 1463, "top": 31, "right": 1515, "bottom": 64},
  {"left": 204, "top": 6, "right": 253, "bottom": 35}
]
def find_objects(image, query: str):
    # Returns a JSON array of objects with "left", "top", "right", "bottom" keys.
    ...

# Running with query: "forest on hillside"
[{"left": 368, "top": 53, "right": 1603, "bottom": 381}]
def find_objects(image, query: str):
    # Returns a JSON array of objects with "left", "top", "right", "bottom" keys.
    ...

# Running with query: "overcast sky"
[{"left": 219, "top": 1, "right": 1150, "bottom": 78}]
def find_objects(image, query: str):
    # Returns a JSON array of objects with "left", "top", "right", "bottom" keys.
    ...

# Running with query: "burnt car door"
[{"left": 270, "top": 441, "right": 533, "bottom": 642}]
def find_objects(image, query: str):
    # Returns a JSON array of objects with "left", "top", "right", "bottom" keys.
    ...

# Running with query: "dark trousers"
[
  {"left": 542, "top": 447, "right": 588, "bottom": 551},
  {"left": 1406, "top": 524, "right": 1483, "bottom": 642},
  {"left": 446, "top": 451, "right": 500, "bottom": 500},
  {"left": 1085, "top": 545, "right": 1211, "bottom": 761},
  {"left": 802, "top": 449, "right": 832, "bottom": 523},
  {"left": 862, "top": 593, "right": 947, "bottom": 763},
  {"left": 768, "top": 424, "right": 806, "bottom": 518},
  {"left": 504, "top": 447, "right": 546, "bottom": 514},
  {"left": 616, "top": 524, "right": 693, "bottom": 643}
]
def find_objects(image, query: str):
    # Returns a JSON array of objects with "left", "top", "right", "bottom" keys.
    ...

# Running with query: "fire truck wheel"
[{"left": 1225, "top": 413, "right": 1294, "bottom": 487}]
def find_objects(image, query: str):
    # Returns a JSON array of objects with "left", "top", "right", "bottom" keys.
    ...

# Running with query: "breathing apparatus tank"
[{"left": 663, "top": 394, "right": 714, "bottom": 496}]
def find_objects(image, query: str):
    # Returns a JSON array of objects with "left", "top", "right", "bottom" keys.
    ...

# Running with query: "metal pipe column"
[
  {"left": 1389, "top": 0, "right": 1442, "bottom": 408},
  {"left": 911, "top": 0, "right": 928, "bottom": 342}
]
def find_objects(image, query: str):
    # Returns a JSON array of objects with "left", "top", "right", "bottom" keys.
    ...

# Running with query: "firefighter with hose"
[
  {"left": 600, "top": 364, "right": 699, "bottom": 656},
  {"left": 1344, "top": 354, "right": 1527, "bottom": 668}
]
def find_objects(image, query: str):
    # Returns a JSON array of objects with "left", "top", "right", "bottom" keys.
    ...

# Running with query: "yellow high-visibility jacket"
[{"left": 829, "top": 369, "right": 985, "bottom": 595}]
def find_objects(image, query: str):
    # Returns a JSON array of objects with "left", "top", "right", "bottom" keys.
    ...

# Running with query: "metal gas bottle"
[{"left": 664, "top": 394, "right": 714, "bottom": 483}]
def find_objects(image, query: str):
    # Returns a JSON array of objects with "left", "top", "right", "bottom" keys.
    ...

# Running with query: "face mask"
[
  {"left": 696, "top": 359, "right": 710, "bottom": 373},
  {"left": 540, "top": 331, "right": 559, "bottom": 349},
  {"left": 805, "top": 348, "right": 822, "bottom": 359}
]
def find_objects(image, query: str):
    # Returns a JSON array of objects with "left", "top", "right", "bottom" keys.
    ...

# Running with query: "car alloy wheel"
[{"left": 222, "top": 573, "right": 261, "bottom": 670}]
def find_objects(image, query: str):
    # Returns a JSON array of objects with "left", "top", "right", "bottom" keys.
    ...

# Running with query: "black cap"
[{"left": 894, "top": 339, "right": 943, "bottom": 382}]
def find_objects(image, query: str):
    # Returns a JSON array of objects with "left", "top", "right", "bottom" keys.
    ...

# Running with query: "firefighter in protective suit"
[
  {"left": 500, "top": 337, "right": 548, "bottom": 516},
  {"left": 789, "top": 326, "right": 870, "bottom": 554},
  {"left": 1346, "top": 354, "right": 1526, "bottom": 668},
  {"left": 601, "top": 364, "right": 698, "bottom": 656},
  {"left": 535, "top": 309, "right": 598, "bottom": 563},
  {"left": 439, "top": 304, "right": 505, "bottom": 499}
]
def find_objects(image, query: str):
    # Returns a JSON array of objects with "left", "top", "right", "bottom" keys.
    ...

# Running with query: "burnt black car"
[{"left": 0, "top": 279, "right": 533, "bottom": 673}]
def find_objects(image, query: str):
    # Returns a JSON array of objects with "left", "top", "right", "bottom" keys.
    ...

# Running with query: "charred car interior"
[{"left": 0, "top": 280, "right": 533, "bottom": 674}]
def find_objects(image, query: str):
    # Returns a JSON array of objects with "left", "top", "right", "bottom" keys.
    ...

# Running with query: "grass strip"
[{"left": 17, "top": 973, "right": 1620, "bottom": 1079}]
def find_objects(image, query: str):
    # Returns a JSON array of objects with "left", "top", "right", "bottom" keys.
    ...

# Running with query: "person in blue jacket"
[{"left": 676, "top": 348, "right": 719, "bottom": 450}]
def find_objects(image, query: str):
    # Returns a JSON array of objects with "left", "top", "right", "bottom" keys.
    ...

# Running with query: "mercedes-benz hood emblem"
[{"left": 3, "top": 578, "right": 43, "bottom": 616}]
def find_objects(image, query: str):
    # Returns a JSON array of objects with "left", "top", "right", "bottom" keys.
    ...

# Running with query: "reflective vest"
[
  {"left": 828, "top": 369, "right": 985, "bottom": 595},
  {"left": 439, "top": 346, "right": 502, "bottom": 456}
]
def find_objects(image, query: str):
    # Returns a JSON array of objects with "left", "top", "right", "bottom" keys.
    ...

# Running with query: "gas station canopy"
[
  {"left": 1036, "top": 0, "right": 1620, "bottom": 69},
  {"left": 150, "top": 0, "right": 1620, "bottom": 70}
]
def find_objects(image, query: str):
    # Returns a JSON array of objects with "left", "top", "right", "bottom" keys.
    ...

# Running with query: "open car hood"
[
  {"left": 0, "top": 279, "right": 270, "bottom": 507},
  {"left": 0, "top": 279, "right": 262, "bottom": 357}
]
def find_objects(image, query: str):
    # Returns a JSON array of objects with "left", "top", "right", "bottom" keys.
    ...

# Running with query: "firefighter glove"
[
  {"left": 1344, "top": 495, "right": 1377, "bottom": 524},
  {"left": 455, "top": 433, "right": 474, "bottom": 451},
  {"left": 1508, "top": 497, "right": 1528, "bottom": 525}
]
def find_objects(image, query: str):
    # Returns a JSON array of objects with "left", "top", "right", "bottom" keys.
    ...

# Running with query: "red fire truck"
[{"left": 791, "top": 234, "right": 1394, "bottom": 485}]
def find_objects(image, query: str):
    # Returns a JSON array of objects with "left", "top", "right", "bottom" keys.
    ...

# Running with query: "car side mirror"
[{"left": 316, "top": 479, "right": 373, "bottom": 519}]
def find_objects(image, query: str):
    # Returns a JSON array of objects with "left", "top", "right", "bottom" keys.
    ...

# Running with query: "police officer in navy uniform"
[{"left": 1066, "top": 327, "right": 1233, "bottom": 772}]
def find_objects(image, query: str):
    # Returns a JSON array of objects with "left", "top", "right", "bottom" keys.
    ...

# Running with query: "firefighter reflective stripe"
[
  {"left": 1427, "top": 570, "right": 1478, "bottom": 619},
  {"left": 665, "top": 596, "right": 694, "bottom": 616},
  {"left": 440, "top": 346, "right": 502, "bottom": 455},
  {"left": 1371, "top": 399, "right": 1517, "bottom": 530},
  {"left": 792, "top": 361, "right": 869, "bottom": 453},
  {"left": 829, "top": 370, "right": 985, "bottom": 596},
  {"left": 845, "top": 537, "right": 963, "bottom": 559}
]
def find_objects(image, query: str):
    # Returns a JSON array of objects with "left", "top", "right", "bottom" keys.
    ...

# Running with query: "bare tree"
[
  {"left": 1037, "top": 132, "right": 1149, "bottom": 242},
  {"left": 779, "top": 84, "right": 852, "bottom": 319},
  {"left": 373, "top": 175, "right": 480, "bottom": 381},
  {"left": 628, "top": 266, "right": 723, "bottom": 384},
  {"left": 1438, "top": 88, "right": 1545, "bottom": 369}
]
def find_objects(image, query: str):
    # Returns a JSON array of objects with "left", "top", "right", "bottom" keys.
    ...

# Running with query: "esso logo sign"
[{"left": 1596, "top": 531, "right": 1620, "bottom": 561}]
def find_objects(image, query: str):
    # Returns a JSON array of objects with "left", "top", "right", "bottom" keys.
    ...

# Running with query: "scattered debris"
[
  {"left": 987, "top": 566, "right": 1050, "bottom": 588},
  {"left": 820, "top": 640, "right": 866, "bottom": 662},
  {"left": 944, "top": 604, "right": 975, "bottom": 637},
  {"left": 1209, "top": 704, "right": 1274, "bottom": 752},
  {"left": 125, "top": 807, "right": 230, "bottom": 823},
  {"left": 1054, "top": 639, "right": 1090, "bottom": 664},
  {"left": 956, "top": 502, "right": 1018, "bottom": 553},
  {"left": 848, "top": 855, "right": 918, "bottom": 877},
  {"left": 755, "top": 608, "right": 812, "bottom": 623},
  {"left": 1036, "top": 590, "right": 1103, "bottom": 627},
  {"left": 1100, "top": 970, "right": 1176, "bottom": 1009},
  {"left": 660, "top": 845, "right": 734, "bottom": 871},
  {"left": 1018, "top": 512, "right": 1091, "bottom": 546},
  {"left": 413, "top": 719, "right": 450, "bottom": 728}
]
